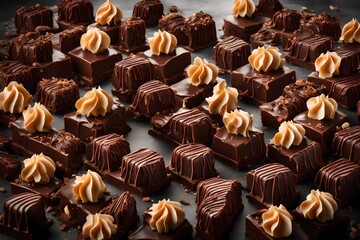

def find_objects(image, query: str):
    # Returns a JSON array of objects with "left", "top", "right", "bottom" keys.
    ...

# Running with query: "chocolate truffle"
[
  {"left": 105, "top": 148, "right": 171, "bottom": 197},
  {"left": 305, "top": 12, "right": 341, "bottom": 41},
  {"left": 118, "top": 17, "right": 148, "bottom": 53},
  {"left": 132, "top": 0, "right": 164, "bottom": 27},
  {"left": 51, "top": 26, "right": 85, "bottom": 54},
  {"left": 57, "top": 0, "right": 94, "bottom": 30},
  {"left": 256, "top": 0, "right": 284, "bottom": 18},
  {"left": 246, "top": 163, "right": 300, "bottom": 209},
  {"left": 0, "top": 151, "right": 21, "bottom": 181},
  {"left": 196, "top": 177, "right": 243, "bottom": 240},
  {"left": 168, "top": 144, "right": 218, "bottom": 191},
  {"left": 15, "top": 4, "right": 54, "bottom": 34},
  {"left": 333, "top": 126, "right": 360, "bottom": 164},
  {"left": 0, "top": 61, "right": 33, "bottom": 93}
]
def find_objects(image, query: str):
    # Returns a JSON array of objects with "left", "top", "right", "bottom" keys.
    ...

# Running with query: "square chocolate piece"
[
  {"left": 223, "top": 14, "right": 270, "bottom": 42},
  {"left": 51, "top": 26, "right": 85, "bottom": 54},
  {"left": 0, "top": 151, "right": 21, "bottom": 181},
  {"left": 36, "top": 78, "right": 79, "bottom": 114},
  {"left": 88, "top": 23, "right": 120, "bottom": 44},
  {"left": 64, "top": 103, "right": 130, "bottom": 146},
  {"left": 305, "top": 12, "right": 341, "bottom": 41},
  {"left": 128, "top": 80, "right": 177, "bottom": 121},
  {"left": 112, "top": 56, "right": 153, "bottom": 102},
  {"left": 105, "top": 148, "right": 171, "bottom": 197},
  {"left": 231, "top": 64, "right": 296, "bottom": 105},
  {"left": 15, "top": 4, "right": 54, "bottom": 34},
  {"left": 68, "top": 46, "right": 123, "bottom": 86},
  {"left": 246, "top": 163, "right": 300, "bottom": 209},
  {"left": 333, "top": 126, "right": 360, "bottom": 164},
  {"left": 315, "top": 158, "right": 360, "bottom": 207},
  {"left": 57, "top": 0, "right": 94, "bottom": 30},
  {"left": 132, "top": 0, "right": 164, "bottom": 27},
  {"left": 256, "top": 0, "right": 284, "bottom": 18},
  {"left": 335, "top": 43, "right": 360, "bottom": 76},
  {"left": 149, "top": 108, "right": 216, "bottom": 146},
  {"left": 212, "top": 127, "right": 266, "bottom": 170},
  {"left": 214, "top": 36, "right": 251, "bottom": 73},
  {"left": 118, "top": 17, "right": 148, "bottom": 53},
  {"left": 136, "top": 47, "right": 191, "bottom": 85},
  {"left": 267, "top": 140, "right": 324, "bottom": 183},
  {"left": 293, "top": 110, "right": 349, "bottom": 155},
  {"left": 159, "top": 13, "right": 188, "bottom": 46},
  {"left": 308, "top": 71, "right": 360, "bottom": 110},
  {"left": 168, "top": 144, "right": 218, "bottom": 191}
]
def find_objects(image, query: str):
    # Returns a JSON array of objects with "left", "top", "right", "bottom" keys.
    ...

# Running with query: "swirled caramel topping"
[
  {"left": 80, "top": 27, "right": 110, "bottom": 54},
  {"left": 23, "top": 103, "right": 53, "bottom": 133},
  {"left": 149, "top": 30, "right": 177, "bottom": 56},
  {"left": 149, "top": 199, "right": 185, "bottom": 233},
  {"left": 0, "top": 81, "right": 32, "bottom": 114},
  {"left": 206, "top": 80, "right": 238, "bottom": 116},
  {"left": 232, "top": 0, "right": 255, "bottom": 18},
  {"left": 75, "top": 87, "right": 114, "bottom": 117},
  {"left": 314, "top": 51, "right": 341, "bottom": 79},
  {"left": 82, "top": 213, "right": 117, "bottom": 240},
  {"left": 262, "top": 205, "right": 293, "bottom": 238},
  {"left": 273, "top": 121, "right": 305, "bottom": 149},
  {"left": 21, "top": 153, "right": 56, "bottom": 184},
  {"left": 72, "top": 170, "right": 108, "bottom": 203},
  {"left": 248, "top": 46, "right": 285, "bottom": 72},
  {"left": 95, "top": 0, "right": 122, "bottom": 26},
  {"left": 340, "top": 18, "right": 360, "bottom": 43},
  {"left": 300, "top": 189, "right": 338, "bottom": 223},
  {"left": 307, "top": 94, "right": 338, "bottom": 120},
  {"left": 223, "top": 109, "right": 253, "bottom": 137},
  {"left": 187, "top": 57, "right": 218, "bottom": 86}
]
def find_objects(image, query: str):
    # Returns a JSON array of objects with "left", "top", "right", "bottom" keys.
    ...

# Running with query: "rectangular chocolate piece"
[
  {"left": 0, "top": 151, "right": 21, "bottom": 181},
  {"left": 15, "top": 4, "right": 53, "bottom": 34},
  {"left": 335, "top": 43, "right": 360, "bottom": 76},
  {"left": 51, "top": 26, "right": 85, "bottom": 54},
  {"left": 0, "top": 60, "right": 34, "bottom": 93},
  {"left": 159, "top": 13, "right": 188, "bottom": 46},
  {"left": 132, "top": 0, "right": 164, "bottom": 27},
  {"left": 57, "top": 0, "right": 94, "bottom": 30},
  {"left": 333, "top": 126, "right": 360, "bottom": 165},
  {"left": 118, "top": 17, "right": 148, "bottom": 53}
]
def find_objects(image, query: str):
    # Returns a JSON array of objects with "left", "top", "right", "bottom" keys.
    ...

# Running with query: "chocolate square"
[
  {"left": 105, "top": 148, "right": 171, "bottom": 197},
  {"left": 112, "top": 57, "right": 152, "bottom": 102},
  {"left": 118, "top": 17, "right": 148, "bottom": 53},
  {"left": 57, "top": 0, "right": 94, "bottom": 30},
  {"left": 246, "top": 163, "right": 300, "bottom": 209},
  {"left": 132, "top": 0, "right": 164, "bottom": 27},
  {"left": 214, "top": 36, "right": 251, "bottom": 73},
  {"left": 0, "top": 151, "right": 21, "bottom": 181},
  {"left": 305, "top": 12, "right": 341, "bottom": 41},
  {"left": 256, "top": 0, "right": 284, "bottom": 18},
  {"left": 335, "top": 43, "right": 360, "bottom": 76},
  {"left": 230, "top": 64, "right": 296, "bottom": 105},
  {"left": 159, "top": 13, "right": 188, "bottom": 46},
  {"left": 88, "top": 23, "right": 120, "bottom": 44},
  {"left": 136, "top": 47, "right": 191, "bottom": 85},
  {"left": 293, "top": 110, "right": 349, "bottom": 155},
  {"left": 333, "top": 126, "right": 360, "bottom": 164},
  {"left": 267, "top": 140, "right": 324, "bottom": 183},
  {"left": 51, "top": 26, "right": 85, "bottom": 54},
  {"left": 68, "top": 46, "right": 123, "bottom": 86},
  {"left": 315, "top": 158, "right": 360, "bottom": 207},
  {"left": 15, "top": 4, "right": 54, "bottom": 34},
  {"left": 212, "top": 127, "right": 266, "bottom": 170}
]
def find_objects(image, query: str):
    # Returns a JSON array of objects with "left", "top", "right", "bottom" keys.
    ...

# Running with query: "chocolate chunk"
[
  {"left": 57, "top": 0, "right": 94, "bottom": 30},
  {"left": 272, "top": 8, "right": 302, "bottom": 32},
  {"left": 333, "top": 126, "right": 360, "bottom": 164},
  {"left": 159, "top": 13, "right": 188, "bottom": 46},
  {"left": 305, "top": 12, "right": 341, "bottom": 41},
  {"left": 132, "top": 0, "right": 164, "bottom": 27},
  {"left": 118, "top": 17, "right": 148, "bottom": 54},
  {"left": 142, "top": 197, "right": 151, "bottom": 202},
  {"left": 0, "top": 151, "right": 21, "bottom": 181},
  {"left": 0, "top": 187, "right": 6, "bottom": 193},
  {"left": 256, "top": 0, "right": 284, "bottom": 18},
  {"left": 15, "top": 4, "right": 54, "bottom": 34},
  {"left": 51, "top": 26, "right": 85, "bottom": 54},
  {"left": 180, "top": 198, "right": 190, "bottom": 206}
]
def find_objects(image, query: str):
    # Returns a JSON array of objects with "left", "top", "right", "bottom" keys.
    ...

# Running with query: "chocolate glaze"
[
  {"left": 15, "top": 4, "right": 54, "bottom": 34},
  {"left": 57, "top": 0, "right": 94, "bottom": 30},
  {"left": 272, "top": 9, "right": 302, "bottom": 32},
  {"left": 256, "top": 0, "right": 284, "bottom": 18},
  {"left": 335, "top": 43, "right": 360, "bottom": 76},
  {"left": 315, "top": 158, "right": 360, "bottom": 207},
  {"left": 132, "top": 0, "right": 164, "bottom": 27},
  {"left": 51, "top": 26, "right": 85, "bottom": 54},
  {"left": 306, "top": 12, "right": 341, "bottom": 41},
  {"left": 0, "top": 151, "right": 21, "bottom": 181},
  {"left": 159, "top": 13, "right": 188, "bottom": 46},
  {"left": 333, "top": 126, "right": 360, "bottom": 165},
  {"left": 118, "top": 17, "right": 148, "bottom": 53},
  {"left": 246, "top": 163, "right": 300, "bottom": 209}
]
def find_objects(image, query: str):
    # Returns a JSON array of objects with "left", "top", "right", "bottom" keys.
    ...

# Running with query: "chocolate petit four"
[
  {"left": 36, "top": 77, "right": 79, "bottom": 114},
  {"left": 170, "top": 57, "right": 220, "bottom": 109},
  {"left": 0, "top": 192, "right": 53, "bottom": 239},
  {"left": 69, "top": 27, "right": 122, "bottom": 86},
  {"left": 255, "top": 0, "right": 284, "bottom": 18},
  {"left": 315, "top": 158, "right": 360, "bottom": 207},
  {"left": 132, "top": 0, "right": 164, "bottom": 27},
  {"left": 106, "top": 148, "right": 171, "bottom": 197},
  {"left": 246, "top": 204, "right": 309, "bottom": 240},
  {"left": 231, "top": 46, "right": 296, "bottom": 105},
  {"left": 136, "top": 30, "right": 191, "bottom": 85},
  {"left": 223, "top": 0, "right": 270, "bottom": 42},
  {"left": 57, "top": 0, "right": 94, "bottom": 30},
  {"left": 0, "top": 60, "right": 33, "bottom": 92},
  {"left": 85, "top": 133, "right": 130, "bottom": 175},
  {"left": 292, "top": 190, "right": 349, "bottom": 240},
  {"left": 267, "top": 121, "right": 324, "bottom": 183},
  {"left": 15, "top": 4, "right": 54, "bottom": 34},
  {"left": 159, "top": 13, "right": 188, "bottom": 46},
  {"left": 305, "top": 12, "right": 341, "bottom": 41},
  {"left": 293, "top": 94, "right": 348, "bottom": 155},
  {"left": 118, "top": 17, "right": 148, "bottom": 54},
  {"left": 64, "top": 87, "right": 130, "bottom": 146},
  {"left": 129, "top": 199, "right": 193, "bottom": 240},
  {"left": 128, "top": 80, "right": 177, "bottom": 121},
  {"left": 214, "top": 36, "right": 251, "bottom": 73},
  {"left": 246, "top": 163, "right": 300, "bottom": 209},
  {"left": 51, "top": 26, "right": 85, "bottom": 54},
  {"left": 11, "top": 153, "right": 62, "bottom": 206},
  {"left": 168, "top": 144, "right": 218, "bottom": 191},
  {"left": 0, "top": 151, "right": 21, "bottom": 181},
  {"left": 196, "top": 177, "right": 243, "bottom": 240},
  {"left": 212, "top": 109, "right": 266, "bottom": 169},
  {"left": 333, "top": 126, "right": 360, "bottom": 164},
  {"left": 111, "top": 56, "right": 152, "bottom": 102}
]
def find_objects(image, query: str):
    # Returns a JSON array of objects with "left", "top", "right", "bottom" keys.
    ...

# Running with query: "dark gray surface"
[{"left": 0, "top": 0, "right": 359, "bottom": 239}]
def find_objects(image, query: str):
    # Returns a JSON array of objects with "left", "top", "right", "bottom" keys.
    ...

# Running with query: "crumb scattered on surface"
[
  {"left": 0, "top": 187, "right": 6, "bottom": 193},
  {"left": 185, "top": 188, "right": 191, "bottom": 193},
  {"left": 180, "top": 198, "right": 191, "bottom": 206},
  {"left": 60, "top": 223, "right": 69, "bottom": 231},
  {"left": 143, "top": 197, "right": 151, "bottom": 202},
  {"left": 329, "top": 5, "right": 340, "bottom": 12}
]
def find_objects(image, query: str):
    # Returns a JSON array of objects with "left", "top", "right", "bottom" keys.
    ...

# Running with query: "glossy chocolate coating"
[
  {"left": 333, "top": 126, "right": 360, "bottom": 165},
  {"left": 57, "top": 0, "right": 94, "bottom": 30},
  {"left": 196, "top": 177, "right": 243, "bottom": 240},
  {"left": 250, "top": 27, "right": 279, "bottom": 49},
  {"left": 15, "top": 4, "right": 53, "bottom": 34},
  {"left": 132, "top": 0, "right": 164, "bottom": 27},
  {"left": 36, "top": 78, "right": 79, "bottom": 113},
  {"left": 118, "top": 17, "right": 148, "bottom": 53},
  {"left": 272, "top": 8, "right": 302, "bottom": 32},
  {"left": 246, "top": 163, "right": 300, "bottom": 209},
  {"left": 335, "top": 43, "right": 360, "bottom": 76},
  {"left": 306, "top": 12, "right": 341, "bottom": 41},
  {"left": 0, "top": 151, "right": 21, "bottom": 181},
  {"left": 315, "top": 158, "right": 360, "bottom": 207},
  {"left": 51, "top": 26, "right": 85, "bottom": 54},
  {"left": 256, "top": 0, "right": 284, "bottom": 18},
  {"left": 159, "top": 13, "right": 188, "bottom": 46}
]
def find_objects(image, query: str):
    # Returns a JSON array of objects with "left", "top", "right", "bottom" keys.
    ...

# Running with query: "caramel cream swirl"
[
  {"left": 23, "top": 103, "right": 53, "bottom": 133},
  {"left": 248, "top": 46, "right": 285, "bottom": 72},
  {"left": 72, "top": 170, "right": 108, "bottom": 203},
  {"left": 80, "top": 27, "right": 110, "bottom": 54},
  {"left": 223, "top": 109, "right": 253, "bottom": 137},
  {"left": 95, "top": 0, "right": 123, "bottom": 25},
  {"left": 232, "top": 0, "right": 255, "bottom": 18},
  {"left": 340, "top": 18, "right": 360, "bottom": 43},
  {"left": 273, "top": 121, "right": 305, "bottom": 149},
  {"left": 82, "top": 213, "right": 117, "bottom": 240},
  {"left": 75, "top": 87, "right": 114, "bottom": 117},
  {"left": 0, "top": 81, "right": 32, "bottom": 114},
  {"left": 314, "top": 51, "right": 341, "bottom": 79},
  {"left": 307, "top": 94, "right": 338, "bottom": 120},
  {"left": 149, "top": 30, "right": 177, "bottom": 55},
  {"left": 21, "top": 153, "right": 56, "bottom": 184},
  {"left": 206, "top": 80, "right": 238, "bottom": 116},
  {"left": 262, "top": 205, "right": 293, "bottom": 238},
  {"left": 187, "top": 57, "right": 219, "bottom": 86}
]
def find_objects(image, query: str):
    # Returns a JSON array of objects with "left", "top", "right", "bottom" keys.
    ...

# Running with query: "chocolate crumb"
[
  {"left": 169, "top": 5, "right": 179, "bottom": 13},
  {"left": 0, "top": 187, "right": 6, "bottom": 193},
  {"left": 180, "top": 198, "right": 190, "bottom": 205},
  {"left": 185, "top": 188, "right": 191, "bottom": 193},
  {"left": 51, "top": 211, "right": 57, "bottom": 216},
  {"left": 329, "top": 5, "right": 340, "bottom": 12},
  {"left": 143, "top": 197, "right": 151, "bottom": 202},
  {"left": 60, "top": 223, "right": 69, "bottom": 231},
  {"left": 47, "top": 206, "right": 54, "bottom": 212}
]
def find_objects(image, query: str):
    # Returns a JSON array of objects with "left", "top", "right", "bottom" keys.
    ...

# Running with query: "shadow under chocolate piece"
[
  {"left": 57, "top": 0, "right": 94, "bottom": 30},
  {"left": 305, "top": 12, "right": 341, "bottom": 41},
  {"left": 117, "top": 17, "right": 149, "bottom": 54},
  {"left": 36, "top": 78, "right": 79, "bottom": 114},
  {"left": 0, "top": 61, "right": 33, "bottom": 93},
  {"left": 106, "top": 148, "right": 171, "bottom": 197},
  {"left": 51, "top": 26, "right": 85, "bottom": 54},
  {"left": 212, "top": 127, "right": 266, "bottom": 170},
  {"left": 246, "top": 163, "right": 300, "bottom": 209},
  {"left": 196, "top": 177, "right": 243, "bottom": 240},
  {"left": 0, "top": 192, "right": 53, "bottom": 240},
  {"left": 333, "top": 126, "right": 360, "bottom": 165},
  {"left": 149, "top": 108, "right": 216, "bottom": 146},
  {"left": 168, "top": 144, "right": 218, "bottom": 191},
  {"left": 128, "top": 80, "right": 177, "bottom": 121},
  {"left": 15, "top": 4, "right": 54, "bottom": 34},
  {"left": 0, "top": 151, "right": 21, "bottom": 181},
  {"left": 315, "top": 158, "right": 360, "bottom": 207},
  {"left": 132, "top": 0, "right": 164, "bottom": 27},
  {"left": 85, "top": 134, "right": 130, "bottom": 176}
]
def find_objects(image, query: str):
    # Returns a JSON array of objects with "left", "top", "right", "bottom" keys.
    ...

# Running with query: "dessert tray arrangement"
[{"left": 0, "top": 0, "right": 360, "bottom": 239}]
